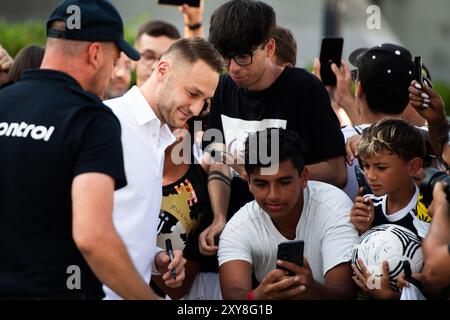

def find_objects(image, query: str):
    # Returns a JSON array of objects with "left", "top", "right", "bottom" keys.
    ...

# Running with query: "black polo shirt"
[{"left": 0, "top": 69, "right": 127, "bottom": 298}]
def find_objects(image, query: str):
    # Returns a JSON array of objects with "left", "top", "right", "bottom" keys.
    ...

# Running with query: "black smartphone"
[
  {"left": 277, "top": 240, "right": 304, "bottom": 276},
  {"left": 354, "top": 165, "right": 373, "bottom": 196},
  {"left": 414, "top": 56, "right": 423, "bottom": 85},
  {"left": 158, "top": 0, "right": 200, "bottom": 7},
  {"left": 319, "top": 37, "right": 343, "bottom": 86}
]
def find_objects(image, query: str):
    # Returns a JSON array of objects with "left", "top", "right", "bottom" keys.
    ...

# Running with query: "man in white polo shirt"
[{"left": 103, "top": 38, "right": 223, "bottom": 299}]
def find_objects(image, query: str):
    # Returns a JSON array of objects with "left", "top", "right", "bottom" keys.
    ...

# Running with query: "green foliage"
[
  {"left": 0, "top": 20, "right": 46, "bottom": 58},
  {"left": 0, "top": 14, "right": 152, "bottom": 57},
  {"left": 434, "top": 82, "right": 450, "bottom": 116}
]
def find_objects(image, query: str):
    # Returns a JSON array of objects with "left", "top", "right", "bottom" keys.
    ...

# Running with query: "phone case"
[
  {"left": 414, "top": 56, "right": 423, "bottom": 84},
  {"left": 319, "top": 37, "right": 343, "bottom": 86},
  {"left": 158, "top": 0, "right": 201, "bottom": 7},
  {"left": 354, "top": 166, "right": 373, "bottom": 196},
  {"left": 277, "top": 240, "right": 304, "bottom": 275}
]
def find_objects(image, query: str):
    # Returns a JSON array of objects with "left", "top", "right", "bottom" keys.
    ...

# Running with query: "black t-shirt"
[
  {"left": 158, "top": 164, "right": 218, "bottom": 273},
  {"left": 151, "top": 163, "right": 218, "bottom": 297},
  {"left": 205, "top": 67, "right": 345, "bottom": 216},
  {"left": 0, "top": 70, "right": 127, "bottom": 298}
]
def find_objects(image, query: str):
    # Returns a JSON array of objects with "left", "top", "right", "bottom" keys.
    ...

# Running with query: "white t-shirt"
[
  {"left": 218, "top": 181, "right": 359, "bottom": 284},
  {"left": 341, "top": 124, "right": 370, "bottom": 201},
  {"left": 103, "top": 87, "right": 175, "bottom": 299}
]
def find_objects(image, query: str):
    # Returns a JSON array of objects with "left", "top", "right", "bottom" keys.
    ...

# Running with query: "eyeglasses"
[
  {"left": 222, "top": 43, "right": 266, "bottom": 67},
  {"left": 222, "top": 48, "right": 258, "bottom": 67}
]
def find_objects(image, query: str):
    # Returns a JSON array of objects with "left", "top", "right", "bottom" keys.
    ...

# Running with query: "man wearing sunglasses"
[{"left": 200, "top": 0, "right": 347, "bottom": 256}]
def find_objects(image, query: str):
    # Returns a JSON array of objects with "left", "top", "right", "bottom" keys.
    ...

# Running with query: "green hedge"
[
  {"left": 0, "top": 20, "right": 46, "bottom": 57},
  {"left": 0, "top": 15, "right": 150, "bottom": 57}
]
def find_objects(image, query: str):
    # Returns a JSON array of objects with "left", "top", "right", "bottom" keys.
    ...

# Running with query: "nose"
[
  {"left": 115, "top": 67, "right": 125, "bottom": 78},
  {"left": 365, "top": 167, "right": 376, "bottom": 182},
  {"left": 189, "top": 99, "right": 205, "bottom": 117},
  {"left": 228, "top": 59, "right": 242, "bottom": 74},
  {"left": 268, "top": 183, "right": 281, "bottom": 201}
]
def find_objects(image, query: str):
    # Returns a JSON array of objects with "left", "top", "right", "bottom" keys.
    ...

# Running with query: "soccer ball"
[{"left": 352, "top": 224, "right": 423, "bottom": 291}]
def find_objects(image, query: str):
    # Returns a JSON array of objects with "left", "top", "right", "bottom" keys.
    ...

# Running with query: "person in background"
[
  {"left": 6, "top": 45, "right": 45, "bottom": 84},
  {"left": 105, "top": 52, "right": 133, "bottom": 99},
  {"left": 272, "top": 25, "right": 297, "bottom": 68}
]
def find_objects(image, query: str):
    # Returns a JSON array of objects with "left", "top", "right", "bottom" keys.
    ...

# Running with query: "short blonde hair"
[{"left": 358, "top": 118, "right": 426, "bottom": 162}]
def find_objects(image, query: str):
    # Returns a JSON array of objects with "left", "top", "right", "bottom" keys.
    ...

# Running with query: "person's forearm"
[
  {"left": 422, "top": 203, "right": 450, "bottom": 294},
  {"left": 309, "top": 282, "right": 355, "bottom": 300},
  {"left": 222, "top": 287, "right": 249, "bottom": 300},
  {"left": 184, "top": 26, "right": 204, "bottom": 38},
  {"left": 208, "top": 163, "right": 231, "bottom": 222},
  {"left": 336, "top": 96, "right": 361, "bottom": 125},
  {"left": 427, "top": 115, "right": 448, "bottom": 156},
  {"left": 78, "top": 229, "right": 159, "bottom": 300},
  {"left": 306, "top": 156, "right": 347, "bottom": 188},
  {"left": 424, "top": 202, "right": 450, "bottom": 248}
]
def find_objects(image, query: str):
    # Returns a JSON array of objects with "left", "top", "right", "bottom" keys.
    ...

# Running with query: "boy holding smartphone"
[{"left": 218, "top": 128, "right": 358, "bottom": 300}]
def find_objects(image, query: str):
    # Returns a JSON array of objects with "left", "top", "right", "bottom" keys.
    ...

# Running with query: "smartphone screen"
[
  {"left": 277, "top": 240, "right": 304, "bottom": 275},
  {"left": 319, "top": 37, "right": 343, "bottom": 86},
  {"left": 414, "top": 56, "right": 423, "bottom": 84},
  {"left": 158, "top": 0, "right": 200, "bottom": 7}
]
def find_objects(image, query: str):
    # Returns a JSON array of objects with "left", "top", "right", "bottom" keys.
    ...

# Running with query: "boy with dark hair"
[
  {"left": 201, "top": 0, "right": 347, "bottom": 256},
  {"left": 218, "top": 128, "right": 357, "bottom": 300}
]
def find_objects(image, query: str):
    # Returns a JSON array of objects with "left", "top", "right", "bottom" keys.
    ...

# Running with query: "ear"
[
  {"left": 299, "top": 167, "right": 309, "bottom": 189},
  {"left": 155, "top": 59, "right": 170, "bottom": 83},
  {"left": 87, "top": 42, "right": 102, "bottom": 71},
  {"left": 265, "top": 38, "right": 276, "bottom": 58},
  {"left": 355, "top": 81, "right": 364, "bottom": 98},
  {"left": 408, "top": 157, "right": 423, "bottom": 176}
]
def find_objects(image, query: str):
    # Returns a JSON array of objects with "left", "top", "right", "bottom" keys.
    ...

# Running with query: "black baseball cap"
[
  {"left": 47, "top": 0, "right": 140, "bottom": 61},
  {"left": 348, "top": 43, "right": 415, "bottom": 89},
  {"left": 349, "top": 43, "right": 416, "bottom": 114}
]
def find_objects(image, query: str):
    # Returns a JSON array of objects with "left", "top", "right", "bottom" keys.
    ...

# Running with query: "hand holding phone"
[
  {"left": 277, "top": 240, "right": 304, "bottom": 276},
  {"left": 319, "top": 37, "right": 344, "bottom": 86}
]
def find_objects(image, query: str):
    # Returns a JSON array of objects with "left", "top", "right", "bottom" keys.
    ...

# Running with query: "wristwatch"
[{"left": 187, "top": 22, "right": 202, "bottom": 30}]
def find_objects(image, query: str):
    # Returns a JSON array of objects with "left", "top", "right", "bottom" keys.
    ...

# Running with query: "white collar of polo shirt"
[
  {"left": 125, "top": 86, "right": 176, "bottom": 149},
  {"left": 126, "top": 86, "right": 160, "bottom": 127}
]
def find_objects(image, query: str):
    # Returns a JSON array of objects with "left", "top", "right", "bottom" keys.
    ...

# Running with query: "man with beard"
[{"left": 102, "top": 38, "right": 223, "bottom": 299}]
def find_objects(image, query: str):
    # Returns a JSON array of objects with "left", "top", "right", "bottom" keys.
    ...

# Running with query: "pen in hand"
[{"left": 165, "top": 239, "right": 177, "bottom": 280}]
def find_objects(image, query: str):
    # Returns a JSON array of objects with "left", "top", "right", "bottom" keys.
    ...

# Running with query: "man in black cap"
[
  {"left": 0, "top": 0, "right": 172, "bottom": 299},
  {"left": 333, "top": 43, "right": 448, "bottom": 201}
]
